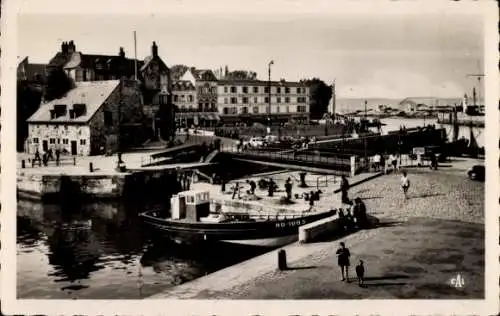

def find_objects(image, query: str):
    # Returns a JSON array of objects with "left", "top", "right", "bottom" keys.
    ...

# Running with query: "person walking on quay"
[
  {"left": 389, "top": 154, "right": 398, "bottom": 173},
  {"left": 285, "top": 177, "right": 293, "bottom": 201},
  {"left": 232, "top": 182, "right": 241, "bottom": 200},
  {"left": 400, "top": 171, "right": 410, "bottom": 200},
  {"left": 55, "top": 148, "right": 61, "bottom": 166},
  {"left": 336, "top": 242, "right": 351, "bottom": 282},
  {"left": 340, "top": 175, "right": 350, "bottom": 205},
  {"left": 246, "top": 179, "right": 256, "bottom": 195},
  {"left": 355, "top": 260, "right": 365, "bottom": 287},
  {"left": 372, "top": 153, "right": 381, "bottom": 172}
]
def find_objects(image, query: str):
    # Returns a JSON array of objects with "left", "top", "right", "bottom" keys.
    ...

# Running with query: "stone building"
[
  {"left": 216, "top": 79, "right": 310, "bottom": 125},
  {"left": 48, "top": 40, "right": 141, "bottom": 82},
  {"left": 138, "top": 41, "right": 174, "bottom": 141},
  {"left": 172, "top": 80, "right": 198, "bottom": 127},
  {"left": 177, "top": 68, "right": 220, "bottom": 127},
  {"left": 26, "top": 80, "right": 144, "bottom": 156}
]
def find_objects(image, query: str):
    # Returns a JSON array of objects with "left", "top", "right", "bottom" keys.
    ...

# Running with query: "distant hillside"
[{"left": 336, "top": 97, "right": 463, "bottom": 114}]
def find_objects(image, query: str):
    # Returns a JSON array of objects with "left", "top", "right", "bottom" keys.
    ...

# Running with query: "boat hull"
[
  {"left": 140, "top": 210, "right": 336, "bottom": 247},
  {"left": 220, "top": 235, "right": 299, "bottom": 247}
]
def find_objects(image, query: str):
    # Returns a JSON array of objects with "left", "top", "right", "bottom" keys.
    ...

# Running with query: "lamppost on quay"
[{"left": 267, "top": 60, "right": 274, "bottom": 130}]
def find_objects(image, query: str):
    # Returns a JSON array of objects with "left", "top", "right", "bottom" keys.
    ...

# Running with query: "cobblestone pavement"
[
  {"left": 150, "top": 168, "right": 485, "bottom": 299},
  {"left": 349, "top": 168, "right": 484, "bottom": 224}
]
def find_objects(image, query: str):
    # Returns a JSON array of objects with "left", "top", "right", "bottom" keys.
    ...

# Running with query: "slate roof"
[
  {"left": 191, "top": 69, "right": 217, "bottom": 81},
  {"left": 27, "top": 80, "right": 120, "bottom": 124},
  {"left": 216, "top": 79, "right": 307, "bottom": 87}
]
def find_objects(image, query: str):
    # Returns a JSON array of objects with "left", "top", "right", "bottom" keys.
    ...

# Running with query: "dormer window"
[
  {"left": 72, "top": 103, "right": 87, "bottom": 118},
  {"left": 51, "top": 104, "right": 67, "bottom": 119}
]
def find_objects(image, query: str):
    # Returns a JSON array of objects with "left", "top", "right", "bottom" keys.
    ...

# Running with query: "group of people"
[
  {"left": 31, "top": 148, "right": 61, "bottom": 167},
  {"left": 336, "top": 242, "right": 366, "bottom": 286}
]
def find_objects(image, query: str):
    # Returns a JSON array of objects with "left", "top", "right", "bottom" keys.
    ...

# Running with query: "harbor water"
[
  {"left": 379, "top": 117, "right": 485, "bottom": 148},
  {"left": 17, "top": 199, "right": 271, "bottom": 299}
]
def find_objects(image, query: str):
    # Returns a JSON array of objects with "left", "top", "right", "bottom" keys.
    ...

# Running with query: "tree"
[
  {"left": 17, "top": 80, "right": 43, "bottom": 151},
  {"left": 170, "top": 64, "right": 189, "bottom": 80},
  {"left": 226, "top": 70, "right": 257, "bottom": 80},
  {"left": 301, "top": 78, "right": 332, "bottom": 120},
  {"left": 44, "top": 67, "right": 74, "bottom": 101}
]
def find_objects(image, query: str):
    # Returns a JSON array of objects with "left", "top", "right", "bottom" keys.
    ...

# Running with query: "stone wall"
[
  {"left": 27, "top": 123, "right": 91, "bottom": 155},
  {"left": 17, "top": 171, "right": 129, "bottom": 200},
  {"left": 89, "top": 80, "right": 144, "bottom": 154}
]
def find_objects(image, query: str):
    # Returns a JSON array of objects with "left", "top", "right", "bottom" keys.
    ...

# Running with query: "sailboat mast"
[{"left": 134, "top": 31, "right": 138, "bottom": 81}]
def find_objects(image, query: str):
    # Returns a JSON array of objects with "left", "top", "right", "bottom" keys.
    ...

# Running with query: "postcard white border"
[{"left": 2, "top": 0, "right": 499, "bottom": 315}]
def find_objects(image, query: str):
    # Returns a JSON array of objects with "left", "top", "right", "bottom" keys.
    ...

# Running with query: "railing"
[
  {"left": 355, "top": 154, "right": 431, "bottom": 174},
  {"left": 220, "top": 146, "right": 351, "bottom": 167},
  {"left": 217, "top": 210, "right": 325, "bottom": 221}
]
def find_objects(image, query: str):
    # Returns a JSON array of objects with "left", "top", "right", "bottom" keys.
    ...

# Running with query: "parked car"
[
  {"left": 248, "top": 137, "right": 265, "bottom": 148},
  {"left": 467, "top": 165, "right": 485, "bottom": 181}
]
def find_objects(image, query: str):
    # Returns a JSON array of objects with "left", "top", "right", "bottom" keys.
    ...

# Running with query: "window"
[
  {"left": 174, "top": 95, "right": 179, "bottom": 102},
  {"left": 276, "top": 106, "right": 280, "bottom": 113},
  {"left": 297, "top": 87, "right": 301, "bottom": 94},
  {"left": 63, "top": 139, "right": 68, "bottom": 145},
  {"left": 242, "top": 107, "right": 248, "bottom": 114},
  {"left": 230, "top": 97, "right": 237, "bottom": 104},
  {"left": 49, "top": 138, "right": 55, "bottom": 144},
  {"left": 254, "top": 97, "right": 258, "bottom": 103},
  {"left": 277, "top": 87, "right": 281, "bottom": 94},
  {"left": 242, "top": 97, "right": 248, "bottom": 104},
  {"left": 231, "top": 107, "right": 237, "bottom": 114},
  {"left": 224, "top": 87, "right": 228, "bottom": 93},
  {"left": 297, "top": 105, "right": 307, "bottom": 113},
  {"left": 188, "top": 95, "right": 193, "bottom": 102},
  {"left": 75, "top": 69, "right": 84, "bottom": 82},
  {"left": 104, "top": 111, "right": 113, "bottom": 126},
  {"left": 253, "top": 106, "right": 259, "bottom": 114},
  {"left": 277, "top": 97, "right": 281, "bottom": 103},
  {"left": 286, "top": 106, "right": 290, "bottom": 112},
  {"left": 80, "top": 139, "right": 86, "bottom": 145},
  {"left": 223, "top": 107, "right": 229, "bottom": 114},
  {"left": 242, "top": 86, "right": 248, "bottom": 93},
  {"left": 57, "top": 139, "right": 61, "bottom": 144},
  {"left": 253, "top": 87, "right": 258, "bottom": 93},
  {"left": 212, "top": 87, "right": 217, "bottom": 94},
  {"left": 264, "top": 97, "right": 269, "bottom": 103},
  {"left": 230, "top": 86, "right": 237, "bottom": 93},
  {"left": 285, "top": 87, "right": 290, "bottom": 93},
  {"left": 224, "top": 98, "right": 228, "bottom": 104},
  {"left": 264, "top": 87, "right": 270, "bottom": 93},
  {"left": 33, "top": 138, "right": 39, "bottom": 143}
]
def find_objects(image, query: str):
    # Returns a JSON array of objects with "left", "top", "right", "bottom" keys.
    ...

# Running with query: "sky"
[{"left": 16, "top": 0, "right": 487, "bottom": 99}]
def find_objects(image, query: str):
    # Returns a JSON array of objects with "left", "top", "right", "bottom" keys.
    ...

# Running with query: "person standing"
[
  {"left": 389, "top": 154, "right": 398, "bottom": 173},
  {"left": 285, "top": 177, "right": 293, "bottom": 201},
  {"left": 355, "top": 260, "right": 365, "bottom": 287},
  {"left": 372, "top": 153, "right": 381, "bottom": 171},
  {"left": 340, "top": 175, "right": 350, "bottom": 205},
  {"left": 336, "top": 242, "right": 351, "bottom": 282},
  {"left": 400, "top": 171, "right": 410, "bottom": 199}
]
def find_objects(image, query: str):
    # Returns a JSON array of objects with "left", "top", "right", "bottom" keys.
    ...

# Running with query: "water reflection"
[{"left": 17, "top": 199, "right": 270, "bottom": 299}]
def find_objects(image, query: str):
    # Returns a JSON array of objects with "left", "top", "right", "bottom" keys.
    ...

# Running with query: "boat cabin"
[{"left": 171, "top": 190, "right": 211, "bottom": 221}]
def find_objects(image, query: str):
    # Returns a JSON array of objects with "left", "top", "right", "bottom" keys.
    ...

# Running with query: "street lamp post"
[{"left": 268, "top": 60, "right": 274, "bottom": 129}]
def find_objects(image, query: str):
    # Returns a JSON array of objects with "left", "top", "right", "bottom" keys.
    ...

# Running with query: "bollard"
[
  {"left": 73, "top": 157, "right": 76, "bottom": 166},
  {"left": 89, "top": 162, "right": 93, "bottom": 173},
  {"left": 278, "top": 249, "right": 287, "bottom": 271},
  {"left": 21, "top": 160, "right": 25, "bottom": 169}
]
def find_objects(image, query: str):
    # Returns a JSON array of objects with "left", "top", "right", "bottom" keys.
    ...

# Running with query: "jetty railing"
[{"left": 220, "top": 146, "right": 351, "bottom": 167}]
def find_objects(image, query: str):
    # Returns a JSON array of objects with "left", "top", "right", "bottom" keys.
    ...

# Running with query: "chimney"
[
  {"left": 224, "top": 65, "right": 228, "bottom": 77},
  {"left": 152, "top": 41, "right": 158, "bottom": 57},
  {"left": 68, "top": 40, "right": 75, "bottom": 53},
  {"left": 119, "top": 47, "right": 125, "bottom": 58},
  {"left": 61, "top": 41, "right": 67, "bottom": 53}
]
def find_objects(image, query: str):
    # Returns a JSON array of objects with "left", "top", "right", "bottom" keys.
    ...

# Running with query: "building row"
[{"left": 19, "top": 40, "right": 310, "bottom": 156}]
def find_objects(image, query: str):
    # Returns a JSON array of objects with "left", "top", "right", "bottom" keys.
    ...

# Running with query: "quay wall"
[
  {"left": 298, "top": 215, "right": 341, "bottom": 243},
  {"left": 17, "top": 172, "right": 129, "bottom": 201}
]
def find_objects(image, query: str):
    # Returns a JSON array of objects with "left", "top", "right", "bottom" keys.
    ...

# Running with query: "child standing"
[
  {"left": 355, "top": 260, "right": 365, "bottom": 287},
  {"left": 400, "top": 171, "right": 410, "bottom": 199}
]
